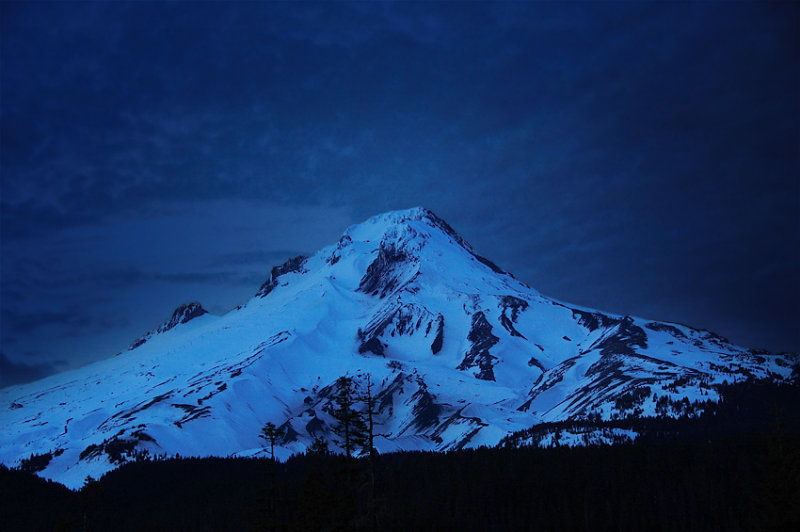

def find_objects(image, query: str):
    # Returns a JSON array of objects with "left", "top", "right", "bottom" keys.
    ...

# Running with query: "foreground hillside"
[
  {"left": 3, "top": 429, "right": 797, "bottom": 531},
  {"left": 2, "top": 382, "right": 798, "bottom": 531}
]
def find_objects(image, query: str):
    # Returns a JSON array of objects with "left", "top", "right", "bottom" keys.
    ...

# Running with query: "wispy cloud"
[
  {"left": 1, "top": 200, "right": 353, "bottom": 367},
  {"left": 0, "top": 352, "right": 60, "bottom": 388},
  {"left": 1, "top": 1, "right": 797, "bottom": 370}
]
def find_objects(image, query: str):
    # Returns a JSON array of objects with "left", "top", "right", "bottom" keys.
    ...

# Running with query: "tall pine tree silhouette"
[
  {"left": 331, "top": 376, "right": 368, "bottom": 458},
  {"left": 259, "top": 422, "right": 284, "bottom": 460},
  {"left": 258, "top": 421, "right": 285, "bottom": 523}
]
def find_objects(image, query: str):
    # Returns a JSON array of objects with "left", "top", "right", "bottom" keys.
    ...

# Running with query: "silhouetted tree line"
[{"left": 1, "top": 381, "right": 798, "bottom": 531}]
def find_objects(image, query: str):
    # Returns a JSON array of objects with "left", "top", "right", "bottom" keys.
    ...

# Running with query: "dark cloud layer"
[
  {"left": 1, "top": 1, "right": 798, "bottom": 382},
  {"left": 0, "top": 352, "right": 62, "bottom": 388}
]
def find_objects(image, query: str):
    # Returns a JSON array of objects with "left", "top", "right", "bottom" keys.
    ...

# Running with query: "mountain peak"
[
  {"left": 361, "top": 206, "right": 433, "bottom": 225},
  {"left": 6, "top": 209, "right": 795, "bottom": 489},
  {"left": 355, "top": 207, "right": 465, "bottom": 243},
  {"left": 341, "top": 207, "right": 509, "bottom": 278},
  {"left": 343, "top": 207, "right": 448, "bottom": 242}
]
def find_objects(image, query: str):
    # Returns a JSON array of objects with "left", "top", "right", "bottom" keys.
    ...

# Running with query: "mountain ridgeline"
[{"left": 1, "top": 207, "right": 796, "bottom": 488}]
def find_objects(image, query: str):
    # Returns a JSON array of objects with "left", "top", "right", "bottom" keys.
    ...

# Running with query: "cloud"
[
  {"left": 1, "top": 0, "right": 797, "bottom": 365},
  {"left": 0, "top": 199, "right": 355, "bottom": 368},
  {"left": 0, "top": 352, "right": 59, "bottom": 388},
  {"left": 1, "top": 308, "right": 94, "bottom": 336}
]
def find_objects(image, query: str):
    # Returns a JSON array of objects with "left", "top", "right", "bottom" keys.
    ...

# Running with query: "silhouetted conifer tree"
[
  {"left": 359, "top": 373, "right": 386, "bottom": 531},
  {"left": 332, "top": 376, "right": 368, "bottom": 457},
  {"left": 259, "top": 421, "right": 284, "bottom": 461},
  {"left": 258, "top": 421, "right": 285, "bottom": 522},
  {"left": 308, "top": 435, "right": 330, "bottom": 457}
]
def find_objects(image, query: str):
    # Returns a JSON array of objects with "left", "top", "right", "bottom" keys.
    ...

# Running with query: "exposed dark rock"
[
  {"left": 706, "top": 331, "right": 729, "bottom": 343},
  {"left": 130, "top": 429, "right": 155, "bottom": 443},
  {"left": 595, "top": 317, "right": 648, "bottom": 357},
  {"left": 419, "top": 209, "right": 470, "bottom": 248},
  {"left": 657, "top": 320, "right": 730, "bottom": 346},
  {"left": 374, "top": 373, "right": 409, "bottom": 416},
  {"left": 111, "top": 392, "right": 173, "bottom": 422},
  {"left": 358, "top": 337, "right": 385, "bottom": 357},
  {"left": 431, "top": 315, "right": 445, "bottom": 354},
  {"left": 10, "top": 402, "right": 23, "bottom": 410},
  {"left": 386, "top": 360, "right": 403, "bottom": 371},
  {"left": 171, "top": 404, "right": 212, "bottom": 427},
  {"left": 520, "top": 357, "right": 581, "bottom": 410},
  {"left": 570, "top": 309, "right": 623, "bottom": 332},
  {"left": 473, "top": 254, "right": 506, "bottom": 275},
  {"left": 359, "top": 304, "right": 436, "bottom": 355},
  {"left": 279, "top": 421, "right": 300, "bottom": 444},
  {"left": 157, "top": 302, "right": 208, "bottom": 334},
  {"left": 326, "top": 235, "right": 352, "bottom": 265},
  {"left": 693, "top": 329, "right": 730, "bottom": 346},
  {"left": 527, "top": 357, "right": 546, "bottom": 372},
  {"left": 197, "top": 382, "right": 228, "bottom": 405},
  {"left": 458, "top": 312, "right": 499, "bottom": 381},
  {"left": 499, "top": 296, "right": 529, "bottom": 338},
  {"left": 256, "top": 255, "right": 308, "bottom": 298},
  {"left": 582, "top": 357, "right": 631, "bottom": 387},
  {"left": 305, "top": 416, "right": 325, "bottom": 437},
  {"left": 645, "top": 322, "right": 687, "bottom": 338},
  {"left": 429, "top": 406, "right": 488, "bottom": 449},
  {"left": 79, "top": 444, "right": 100, "bottom": 461},
  {"left": 502, "top": 296, "right": 528, "bottom": 321},
  {"left": 410, "top": 379, "right": 441, "bottom": 431},
  {"left": 128, "top": 337, "right": 148, "bottom": 350},
  {"left": 358, "top": 241, "right": 411, "bottom": 298},
  {"left": 393, "top": 307, "right": 416, "bottom": 336}
]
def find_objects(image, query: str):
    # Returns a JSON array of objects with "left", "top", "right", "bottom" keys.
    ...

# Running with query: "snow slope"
[{"left": 1, "top": 207, "right": 795, "bottom": 488}]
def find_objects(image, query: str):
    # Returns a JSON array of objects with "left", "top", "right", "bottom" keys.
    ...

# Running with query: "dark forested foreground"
[{"left": 2, "top": 382, "right": 799, "bottom": 531}]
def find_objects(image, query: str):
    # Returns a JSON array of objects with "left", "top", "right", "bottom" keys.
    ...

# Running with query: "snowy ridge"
[{"left": 1, "top": 207, "right": 796, "bottom": 488}]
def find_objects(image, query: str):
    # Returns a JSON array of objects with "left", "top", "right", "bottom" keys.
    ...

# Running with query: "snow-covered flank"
[{"left": 1, "top": 207, "right": 796, "bottom": 488}]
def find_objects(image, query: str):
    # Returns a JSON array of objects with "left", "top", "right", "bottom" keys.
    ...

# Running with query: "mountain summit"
[{"left": 1, "top": 207, "right": 795, "bottom": 487}]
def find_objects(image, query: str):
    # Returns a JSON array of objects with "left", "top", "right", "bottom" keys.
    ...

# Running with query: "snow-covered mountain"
[{"left": 1, "top": 207, "right": 795, "bottom": 488}]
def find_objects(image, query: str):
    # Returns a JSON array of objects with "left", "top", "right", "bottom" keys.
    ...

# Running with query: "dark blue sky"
[{"left": 1, "top": 1, "right": 798, "bottom": 385}]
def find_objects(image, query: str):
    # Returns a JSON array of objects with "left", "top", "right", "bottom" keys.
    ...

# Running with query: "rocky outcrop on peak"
[
  {"left": 325, "top": 235, "right": 352, "bottom": 265},
  {"left": 430, "top": 315, "right": 444, "bottom": 354},
  {"left": 128, "top": 302, "right": 209, "bottom": 350},
  {"left": 256, "top": 255, "right": 308, "bottom": 298},
  {"left": 358, "top": 303, "right": 439, "bottom": 357},
  {"left": 458, "top": 312, "right": 500, "bottom": 381},
  {"left": 594, "top": 317, "right": 648, "bottom": 357},
  {"left": 157, "top": 302, "right": 208, "bottom": 334},
  {"left": 359, "top": 241, "right": 415, "bottom": 298},
  {"left": 499, "top": 295, "right": 529, "bottom": 338},
  {"left": 569, "top": 308, "right": 623, "bottom": 332}
]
